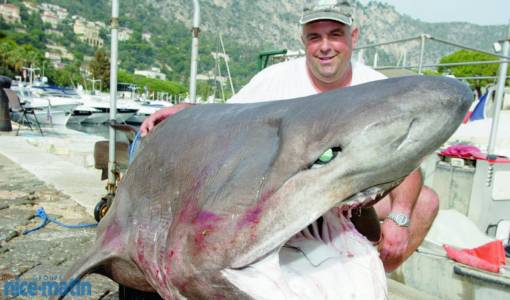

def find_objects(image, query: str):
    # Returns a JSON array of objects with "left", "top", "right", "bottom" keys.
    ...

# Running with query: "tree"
[
  {"left": 47, "top": 63, "right": 83, "bottom": 87},
  {"left": 118, "top": 70, "right": 186, "bottom": 97},
  {"left": 88, "top": 49, "right": 111, "bottom": 91},
  {"left": 438, "top": 49, "right": 508, "bottom": 94}
]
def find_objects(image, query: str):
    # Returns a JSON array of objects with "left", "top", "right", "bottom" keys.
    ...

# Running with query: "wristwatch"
[{"left": 386, "top": 212, "right": 410, "bottom": 227}]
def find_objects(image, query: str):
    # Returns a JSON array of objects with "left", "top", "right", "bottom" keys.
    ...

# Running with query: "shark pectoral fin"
[
  {"left": 53, "top": 248, "right": 112, "bottom": 300},
  {"left": 55, "top": 241, "right": 152, "bottom": 300}
]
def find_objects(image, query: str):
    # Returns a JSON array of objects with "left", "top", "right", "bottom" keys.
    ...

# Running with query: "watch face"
[
  {"left": 389, "top": 213, "right": 409, "bottom": 226},
  {"left": 396, "top": 215, "right": 407, "bottom": 225}
]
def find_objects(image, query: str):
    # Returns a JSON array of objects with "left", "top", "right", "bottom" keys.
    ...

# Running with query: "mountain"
[
  {"left": 5, "top": 0, "right": 508, "bottom": 88},
  {"left": 147, "top": 0, "right": 506, "bottom": 65}
]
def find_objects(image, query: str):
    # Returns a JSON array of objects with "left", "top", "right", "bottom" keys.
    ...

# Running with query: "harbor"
[{"left": 1, "top": 48, "right": 510, "bottom": 300}]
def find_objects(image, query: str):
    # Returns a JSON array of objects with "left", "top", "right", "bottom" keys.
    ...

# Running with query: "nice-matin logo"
[{"left": 2, "top": 275, "right": 92, "bottom": 297}]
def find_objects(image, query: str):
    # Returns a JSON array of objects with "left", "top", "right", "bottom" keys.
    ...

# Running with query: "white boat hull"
[
  {"left": 29, "top": 109, "right": 72, "bottom": 125},
  {"left": 80, "top": 111, "right": 136, "bottom": 124},
  {"left": 12, "top": 107, "right": 74, "bottom": 126}
]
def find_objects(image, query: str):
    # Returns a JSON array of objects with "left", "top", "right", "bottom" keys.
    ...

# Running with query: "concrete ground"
[
  {"left": 0, "top": 152, "right": 118, "bottom": 299},
  {"left": 0, "top": 124, "right": 106, "bottom": 216},
  {"left": 0, "top": 123, "right": 437, "bottom": 299}
]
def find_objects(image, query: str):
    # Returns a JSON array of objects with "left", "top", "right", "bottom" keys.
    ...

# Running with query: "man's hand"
[
  {"left": 140, "top": 103, "right": 194, "bottom": 136},
  {"left": 374, "top": 169, "right": 422, "bottom": 272},
  {"left": 378, "top": 218, "right": 409, "bottom": 272}
]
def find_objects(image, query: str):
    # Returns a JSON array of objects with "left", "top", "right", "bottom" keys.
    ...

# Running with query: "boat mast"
[
  {"left": 22, "top": 65, "right": 40, "bottom": 87},
  {"left": 189, "top": 0, "right": 200, "bottom": 103},
  {"left": 107, "top": 0, "right": 119, "bottom": 194},
  {"left": 219, "top": 33, "right": 235, "bottom": 95},
  {"left": 214, "top": 34, "right": 225, "bottom": 101},
  {"left": 487, "top": 21, "right": 510, "bottom": 159}
]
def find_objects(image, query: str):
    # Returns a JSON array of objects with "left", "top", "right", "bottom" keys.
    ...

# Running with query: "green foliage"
[
  {"left": 118, "top": 70, "right": 186, "bottom": 96},
  {"left": 2, "top": 0, "right": 262, "bottom": 91},
  {"left": 422, "top": 69, "right": 441, "bottom": 76},
  {"left": 0, "top": 37, "right": 46, "bottom": 78},
  {"left": 46, "top": 63, "right": 82, "bottom": 87},
  {"left": 438, "top": 50, "right": 504, "bottom": 88},
  {"left": 43, "top": 0, "right": 109, "bottom": 21}
]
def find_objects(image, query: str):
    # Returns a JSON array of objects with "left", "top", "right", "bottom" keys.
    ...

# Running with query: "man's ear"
[
  {"left": 300, "top": 32, "right": 306, "bottom": 46},
  {"left": 351, "top": 27, "right": 359, "bottom": 47}
]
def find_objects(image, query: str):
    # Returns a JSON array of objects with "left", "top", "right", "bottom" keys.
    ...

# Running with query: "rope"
[
  {"left": 23, "top": 131, "right": 143, "bottom": 235},
  {"left": 23, "top": 207, "right": 97, "bottom": 235}
]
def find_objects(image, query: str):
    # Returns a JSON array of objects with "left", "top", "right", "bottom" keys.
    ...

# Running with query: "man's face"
[{"left": 302, "top": 20, "right": 359, "bottom": 85}]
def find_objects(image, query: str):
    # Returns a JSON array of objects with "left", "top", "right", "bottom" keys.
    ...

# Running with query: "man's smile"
[{"left": 317, "top": 55, "right": 336, "bottom": 64}]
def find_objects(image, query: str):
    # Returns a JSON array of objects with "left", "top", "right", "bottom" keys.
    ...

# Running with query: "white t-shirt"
[{"left": 228, "top": 56, "right": 387, "bottom": 103}]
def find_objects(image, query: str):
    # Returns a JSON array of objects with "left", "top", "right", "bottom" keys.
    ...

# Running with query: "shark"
[{"left": 57, "top": 75, "right": 472, "bottom": 299}]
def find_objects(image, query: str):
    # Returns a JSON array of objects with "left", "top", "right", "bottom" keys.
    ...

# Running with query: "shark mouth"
[
  {"left": 222, "top": 181, "right": 402, "bottom": 299},
  {"left": 342, "top": 179, "right": 404, "bottom": 209}
]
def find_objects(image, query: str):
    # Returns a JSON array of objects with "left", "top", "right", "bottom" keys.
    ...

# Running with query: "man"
[{"left": 141, "top": 0, "right": 439, "bottom": 272}]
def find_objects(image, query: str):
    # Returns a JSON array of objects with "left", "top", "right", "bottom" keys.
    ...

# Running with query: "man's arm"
[
  {"left": 378, "top": 169, "right": 422, "bottom": 271},
  {"left": 140, "top": 102, "right": 194, "bottom": 136}
]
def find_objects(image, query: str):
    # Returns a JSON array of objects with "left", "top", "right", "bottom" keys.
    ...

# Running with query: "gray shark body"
[{"left": 59, "top": 76, "right": 472, "bottom": 299}]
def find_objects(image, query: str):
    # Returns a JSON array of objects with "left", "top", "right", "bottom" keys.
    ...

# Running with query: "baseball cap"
[{"left": 299, "top": 0, "right": 353, "bottom": 26}]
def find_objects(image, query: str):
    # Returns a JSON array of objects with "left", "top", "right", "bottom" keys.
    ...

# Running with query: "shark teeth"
[{"left": 342, "top": 179, "right": 404, "bottom": 208}]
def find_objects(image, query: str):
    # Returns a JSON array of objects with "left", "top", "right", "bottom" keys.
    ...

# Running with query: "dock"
[{"left": 0, "top": 124, "right": 105, "bottom": 216}]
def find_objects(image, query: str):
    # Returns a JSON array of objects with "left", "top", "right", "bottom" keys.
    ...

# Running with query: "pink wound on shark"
[
  {"left": 237, "top": 189, "right": 275, "bottom": 228},
  {"left": 193, "top": 211, "right": 222, "bottom": 251}
]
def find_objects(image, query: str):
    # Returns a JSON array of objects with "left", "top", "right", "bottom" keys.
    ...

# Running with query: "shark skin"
[{"left": 57, "top": 76, "right": 472, "bottom": 299}]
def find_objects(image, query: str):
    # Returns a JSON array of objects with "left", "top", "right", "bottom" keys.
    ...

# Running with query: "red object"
[
  {"left": 439, "top": 145, "right": 510, "bottom": 163},
  {"left": 439, "top": 144, "right": 481, "bottom": 159},
  {"left": 443, "top": 240, "right": 507, "bottom": 273},
  {"left": 463, "top": 111, "right": 472, "bottom": 124}
]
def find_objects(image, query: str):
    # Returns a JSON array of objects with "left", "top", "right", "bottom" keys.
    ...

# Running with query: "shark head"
[
  {"left": 221, "top": 76, "right": 473, "bottom": 269},
  {"left": 58, "top": 76, "right": 472, "bottom": 299}
]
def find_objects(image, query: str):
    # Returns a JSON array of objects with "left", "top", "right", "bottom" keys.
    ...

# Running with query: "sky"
[{"left": 358, "top": 0, "right": 510, "bottom": 26}]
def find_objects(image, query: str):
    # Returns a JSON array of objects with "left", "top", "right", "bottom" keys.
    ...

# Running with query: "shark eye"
[{"left": 310, "top": 147, "right": 342, "bottom": 169}]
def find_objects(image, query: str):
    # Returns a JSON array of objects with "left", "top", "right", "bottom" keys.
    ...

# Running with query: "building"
[
  {"left": 47, "top": 44, "right": 74, "bottom": 60},
  {"left": 73, "top": 18, "right": 92, "bottom": 35},
  {"left": 197, "top": 71, "right": 227, "bottom": 85},
  {"left": 39, "top": 3, "right": 68, "bottom": 21},
  {"left": 45, "top": 29, "right": 63, "bottom": 37},
  {"left": 94, "top": 21, "right": 106, "bottom": 29},
  {"left": 0, "top": 3, "right": 21, "bottom": 24},
  {"left": 78, "top": 32, "right": 104, "bottom": 48},
  {"left": 118, "top": 27, "right": 133, "bottom": 41},
  {"left": 134, "top": 67, "right": 166, "bottom": 80},
  {"left": 22, "top": 1, "right": 38, "bottom": 14},
  {"left": 211, "top": 52, "right": 230, "bottom": 62},
  {"left": 73, "top": 18, "right": 104, "bottom": 48},
  {"left": 41, "top": 11, "right": 59, "bottom": 29},
  {"left": 45, "top": 44, "right": 74, "bottom": 68},
  {"left": 142, "top": 32, "right": 152, "bottom": 43}
]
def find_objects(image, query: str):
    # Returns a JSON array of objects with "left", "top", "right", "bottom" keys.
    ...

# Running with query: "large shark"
[{"left": 58, "top": 76, "right": 472, "bottom": 299}]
